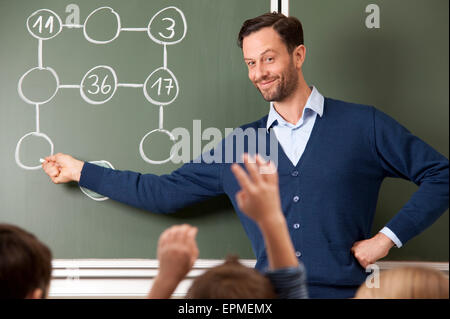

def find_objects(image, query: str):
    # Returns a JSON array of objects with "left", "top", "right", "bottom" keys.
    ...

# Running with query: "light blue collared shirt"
[
  {"left": 266, "top": 86, "right": 324, "bottom": 166},
  {"left": 266, "top": 86, "right": 402, "bottom": 248}
]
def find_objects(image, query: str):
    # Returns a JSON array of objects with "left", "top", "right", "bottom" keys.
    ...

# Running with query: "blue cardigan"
[{"left": 79, "top": 98, "right": 449, "bottom": 298}]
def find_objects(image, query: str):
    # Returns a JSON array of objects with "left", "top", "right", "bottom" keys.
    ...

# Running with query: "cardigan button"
[
  {"left": 291, "top": 170, "right": 299, "bottom": 177},
  {"left": 293, "top": 223, "right": 300, "bottom": 229},
  {"left": 293, "top": 195, "right": 300, "bottom": 202},
  {"left": 295, "top": 251, "right": 302, "bottom": 257}
]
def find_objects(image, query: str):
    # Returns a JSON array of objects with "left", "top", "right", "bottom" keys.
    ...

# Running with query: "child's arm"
[{"left": 148, "top": 224, "right": 199, "bottom": 299}]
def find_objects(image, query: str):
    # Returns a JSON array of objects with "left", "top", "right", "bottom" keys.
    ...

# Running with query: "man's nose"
[{"left": 252, "top": 63, "right": 267, "bottom": 82}]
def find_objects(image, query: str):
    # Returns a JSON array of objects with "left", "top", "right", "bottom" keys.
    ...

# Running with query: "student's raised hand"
[
  {"left": 232, "top": 154, "right": 299, "bottom": 271},
  {"left": 157, "top": 224, "right": 199, "bottom": 282},
  {"left": 42, "top": 153, "right": 84, "bottom": 183},
  {"left": 231, "top": 154, "right": 282, "bottom": 226},
  {"left": 149, "top": 224, "right": 199, "bottom": 299}
]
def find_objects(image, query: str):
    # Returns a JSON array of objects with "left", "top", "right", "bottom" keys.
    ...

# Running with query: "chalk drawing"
[
  {"left": 26, "top": 9, "right": 63, "bottom": 40},
  {"left": 17, "top": 6, "right": 187, "bottom": 198},
  {"left": 15, "top": 131, "right": 54, "bottom": 170},
  {"left": 83, "top": 7, "right": 121, "bottom": 44},
  {"left": 139, "top": 128, "right": 176, "bottom": 165},
  {"left": 147, "top": 7, "right": 187, "bottom": 45},
  {"left": 80, "top": 65, "right": 118, "bottom": 105}
]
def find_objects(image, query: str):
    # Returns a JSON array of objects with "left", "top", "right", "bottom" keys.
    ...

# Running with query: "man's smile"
[{"left": 258, "top": 78, "right": 278, "bottom": 89}]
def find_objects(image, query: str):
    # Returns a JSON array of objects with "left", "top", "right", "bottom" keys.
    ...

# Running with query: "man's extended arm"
[{"left": 42, "top": 151, "right": 223, "bottom": 213}]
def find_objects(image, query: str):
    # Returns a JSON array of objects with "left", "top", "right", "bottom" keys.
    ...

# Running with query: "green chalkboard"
[
  {"left": 0, "top": 0, "right": 270, "bottom": 259},
  {"left": 1, "top": 0, "right": 448, "bottom": 263},
  {"left": 290, "top": 0, "right": 449, "bottom": 261}
]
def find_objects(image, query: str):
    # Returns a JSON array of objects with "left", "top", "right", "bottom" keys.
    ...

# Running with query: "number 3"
[{"left": 158, "top": 18, "right": 175, "bottom": 39}]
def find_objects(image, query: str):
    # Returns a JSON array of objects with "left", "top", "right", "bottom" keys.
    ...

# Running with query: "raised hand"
[{"left": 148, "top": 224, "right": 199, "bottom": 298}]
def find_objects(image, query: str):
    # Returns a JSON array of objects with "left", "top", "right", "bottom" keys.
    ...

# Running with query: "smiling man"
[{"left": 42, "top": 13, "right": 449, "bottom": 298}]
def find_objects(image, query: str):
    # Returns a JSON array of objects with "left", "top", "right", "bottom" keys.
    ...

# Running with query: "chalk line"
[
  {"left": 163, "top": 44, "right": 167, "bottom": 69},
  {"left": 38, "top": 39, "right": 43, "bottom": 68},
  {"left": 35, "top": 104, "right": 40, "bottom": 133},
  {"left": 62, "top": 24, "right": 84, "bottom": 28},
  {"left": 159, "top": 105, "right": 164, "bottom": 129},
  {"left": 117, "top": 83, "right": 144, "bottom": 88},
  {"left": 121, "top": 27, "right": 147, "bottom": 32},
  {"left": 59, "top": 84, "right": 80, "bottom": 89}
]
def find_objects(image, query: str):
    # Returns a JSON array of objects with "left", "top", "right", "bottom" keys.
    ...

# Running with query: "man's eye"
[
  {"left": 265, "top": 57, "right": 274, "bottom": 62},
  {"left": 247, "top": 61, "right": 255, "bottom": 67}
]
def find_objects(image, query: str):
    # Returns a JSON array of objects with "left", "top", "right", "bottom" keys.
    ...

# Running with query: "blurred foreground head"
[
  {"left": 355, "top": 266, "right": 449, "bottom": 299},
  {"left": 186, "top": 255, "right": 276, "bottom": 298},
  {"left": 0, "top": 224, "right": 52, "bottom": 299}
]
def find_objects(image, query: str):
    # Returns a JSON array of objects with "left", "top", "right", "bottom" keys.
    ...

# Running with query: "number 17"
[{"left": 151, "top": 77, "right": 174, "bottom": 95}]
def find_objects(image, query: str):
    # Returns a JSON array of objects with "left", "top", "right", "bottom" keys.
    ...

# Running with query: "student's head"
[
  {"left": 238, "top": 12, "right": 305, "bottom": 102},
  {"left": 355, "top": 266, "right": 449, "bottom": 299},
  {"left": 0, "top": 224, "right": 52, "bottom": 299},
  {"left": 186, "top": 255, "right": 277, "bottom": 298}
]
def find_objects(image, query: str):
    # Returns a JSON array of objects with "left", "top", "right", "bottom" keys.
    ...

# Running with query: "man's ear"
[
  {"left": 26, "top": 288, "right": 44, "bottom": 299},
  {"left": 293, "top": 44, "right": 306, "bottom": 69}
]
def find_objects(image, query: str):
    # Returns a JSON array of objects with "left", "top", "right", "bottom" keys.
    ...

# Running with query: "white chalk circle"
[
  {"left": 15, "top": 132, "right": 54, "bottom": 170},
  {"left": 139, "top": 129, "right": 176, "bottom": 164},
  {"left": 18, "top": 67, "right": 59, "bottom": 105},
  {"left": 26, "top": 9, "right": 63, "bottom": 40},
  {"left": 80, "top": 160, "right": 114, "bottom": 201},
  {"left": 143, "top": 67, "right": 179, "bottom": 106},
  {"left": 83, "top": 7, "right": 121, "bottom": 44},
  {"left": 80, "top": 65, "right": 118, "bottom": 105},
  {"left": 147, "top": 6, "right": 187, "bottom": 45}
]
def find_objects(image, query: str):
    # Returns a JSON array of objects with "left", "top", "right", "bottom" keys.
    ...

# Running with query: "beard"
[{"left": 255, "top": 61, "right": 299, "bottom": 102}]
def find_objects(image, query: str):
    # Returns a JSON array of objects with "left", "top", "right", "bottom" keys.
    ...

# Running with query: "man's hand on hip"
[
  {"left": 351, "top": 232, "right": 395, "bottom": 269},
  {"left": 41, "top": 153, "right": 84, "bottom": 183}
]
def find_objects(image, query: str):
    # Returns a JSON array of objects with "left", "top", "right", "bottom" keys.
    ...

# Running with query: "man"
[
  {"left": 0, "top": 224, "right": 52, "bottom": 299},
  {"left": 42, "top": 13, "right": 449, "bottom": 298}
]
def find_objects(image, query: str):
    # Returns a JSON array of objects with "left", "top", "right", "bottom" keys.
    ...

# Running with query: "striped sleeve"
[{"left": 264, "top": 264, "right": 309, "bottom": 299}]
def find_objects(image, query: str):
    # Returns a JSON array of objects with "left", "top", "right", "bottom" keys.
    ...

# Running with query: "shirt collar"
[{"left": 266, "top": 86, "right": 324, "bottom": 132}]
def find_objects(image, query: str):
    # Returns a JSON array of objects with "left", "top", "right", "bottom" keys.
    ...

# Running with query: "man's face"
[{"left": 242, "top": 27, "right": 299, "bottom": 102}]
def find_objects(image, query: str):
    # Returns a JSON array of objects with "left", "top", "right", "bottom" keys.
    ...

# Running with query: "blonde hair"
[{"left": 355, "top": 266, "right": 449, "bottom": 299}]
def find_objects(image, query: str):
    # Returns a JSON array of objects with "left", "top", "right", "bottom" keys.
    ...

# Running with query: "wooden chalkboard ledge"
[{"left": 48, "top": 259, "right": 449, "bottom": 298}]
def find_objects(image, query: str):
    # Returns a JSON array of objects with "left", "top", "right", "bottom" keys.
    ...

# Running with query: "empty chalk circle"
[
  {"left": 139, "top": 129, "right": 176, "bottom": 164},
  {"left": 26, "top": 9, "right": 63, "bottom": 40},
  {"left": 83, "top": 7, "right": 121, "bottom": 44},
  {"left": 15, "top": 132, "right": 54, "bottom": 170},
  {"left": 79, "top": 160, "right": 114, "bottom": 201},
  {"left": 18, "top": 67, "right": 59, "bottom": 105}
]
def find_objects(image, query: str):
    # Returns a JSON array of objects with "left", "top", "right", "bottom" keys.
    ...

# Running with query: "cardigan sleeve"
[
  {"left": 371, "top": 107, "right": 449, "bottom": 244},
  {"left": 78, "top": 149, "right": 224, "bottom": 213},
  {"left": 264, "top": 264, "right": 309, "bottom": 299}
]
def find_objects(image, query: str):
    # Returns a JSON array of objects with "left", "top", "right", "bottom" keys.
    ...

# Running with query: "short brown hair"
[
  {"left": 355, "top": 266, "right": 449, "bottom": 299},
  {"left": 238, "top": 12, "right": 304, "bottom": 53},
  {"left": 186, "top": 255, "right": 277, "bottom": 298},
  {"left": 0, "top": 224, "right": 52, "bottom": 298}
]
